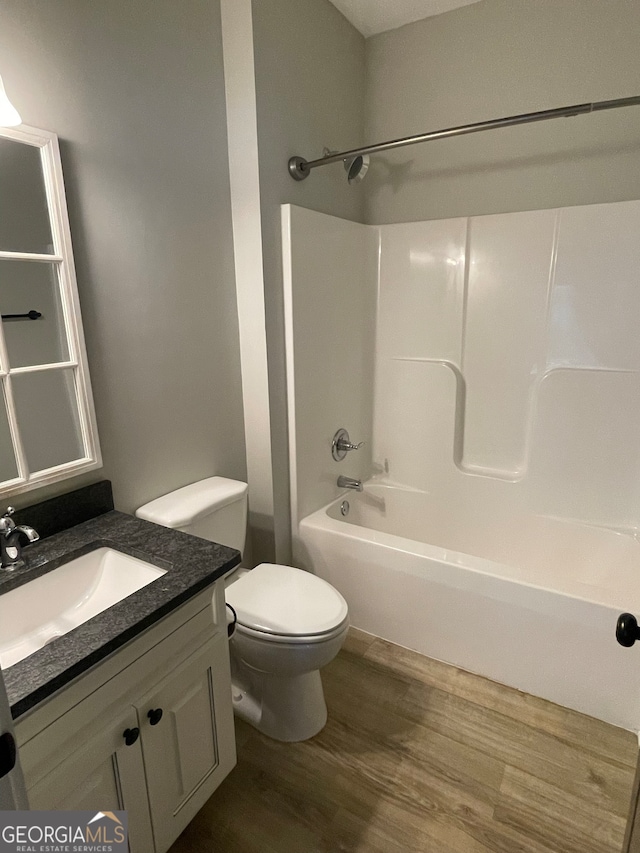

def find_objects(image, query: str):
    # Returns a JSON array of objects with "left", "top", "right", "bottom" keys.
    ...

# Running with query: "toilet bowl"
[
  {"left": 226, "top": 563, "right": 349, "bottom": 741},
  {"left": 136, "top": 478, "right": 349, "bottom": 743}
]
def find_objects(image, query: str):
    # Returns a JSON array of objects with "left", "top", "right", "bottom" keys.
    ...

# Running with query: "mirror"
[
  {"left": 0, "top": 137, "right": 53, "bottom": 255},
  {"left": 0, "top": 125, "right": 101, "bottom": 495}
]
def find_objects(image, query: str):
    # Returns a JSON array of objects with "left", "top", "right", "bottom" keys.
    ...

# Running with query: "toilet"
[{"left": 136, "top": 477, "right": 349, "bottom": 742}]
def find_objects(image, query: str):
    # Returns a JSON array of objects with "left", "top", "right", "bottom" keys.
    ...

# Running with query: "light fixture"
[{"left": 0, "top": 74, "right": 21, "bottom": 127}]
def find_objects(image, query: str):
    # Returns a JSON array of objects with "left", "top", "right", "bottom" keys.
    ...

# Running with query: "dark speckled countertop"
[{"left": 0, "top": 510, "right": 240, "bottom": 719}]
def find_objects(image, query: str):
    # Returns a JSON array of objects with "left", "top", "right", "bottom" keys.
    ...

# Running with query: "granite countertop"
[{"left": 0, "top": 510, "right": 240, "bottom": 719}]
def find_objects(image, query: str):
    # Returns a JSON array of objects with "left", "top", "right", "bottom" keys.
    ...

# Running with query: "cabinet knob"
[
  {"left": 123, "top": 727, "right": 140, "bottom": 746},
  {"left": 617, "top": 613, "right": 640, "bottom": 647},
  {"left": 147, "top": 708, "right": 163, "bottom": 726}
]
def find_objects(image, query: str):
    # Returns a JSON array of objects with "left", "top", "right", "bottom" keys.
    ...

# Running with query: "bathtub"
[{"left": 297, "top": 482, "right": 640, "bottom": 731}]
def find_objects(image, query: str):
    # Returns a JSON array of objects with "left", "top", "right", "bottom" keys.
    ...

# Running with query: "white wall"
[
  {"left": 282, "top": 205, "right": 376, "bottom": 531},
  {"left": 364, "top": 0, "right": 640, "bottom": 223},
  {"left": 0, "top": 0, "right": 247, "bottom": 513}
]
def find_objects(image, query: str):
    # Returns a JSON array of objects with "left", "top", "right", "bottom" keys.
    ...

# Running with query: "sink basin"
[{"left": 0, "top": 547, "right": 167, "bottom": 669}]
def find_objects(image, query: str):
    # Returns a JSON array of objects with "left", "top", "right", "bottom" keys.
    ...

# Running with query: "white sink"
[{"left": 0, "top": 547, "right": 167, "bottom": 669}]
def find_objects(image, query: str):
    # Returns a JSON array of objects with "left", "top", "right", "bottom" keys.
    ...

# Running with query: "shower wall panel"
[
  {"left": 282, "top": 205, "right": 376, "bottom": 525},
  {"left": 373, "top": 359, "right": 460, "bottom": 490},
  {"left": 284, "top": 198, "right": 640, "bottom": 533},
  {"left": 376, "top": 219, "right": 466, "bottom": 365},
  {"left": 374, "top": 198, "right": 640, "bottom": 529},
  {"left": 463, "top": 209, "right": 556, "bottom": 477}
]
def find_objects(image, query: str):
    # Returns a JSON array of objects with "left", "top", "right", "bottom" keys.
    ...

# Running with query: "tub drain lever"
[{"left": 616, "top": 613, "right": 640, "bottom": 647}]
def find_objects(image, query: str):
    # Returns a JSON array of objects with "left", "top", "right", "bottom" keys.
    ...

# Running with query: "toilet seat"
[
  {"left": 226, "top": 563, "right": 349, "bottom": 640},
  {"left": 234, "top": 618, "right": 349, "bottom": 645}
]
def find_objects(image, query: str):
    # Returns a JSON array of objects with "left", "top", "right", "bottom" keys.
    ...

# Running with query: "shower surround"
[{"left": 282, "top": 200, "right": 640, "bottom": 729}]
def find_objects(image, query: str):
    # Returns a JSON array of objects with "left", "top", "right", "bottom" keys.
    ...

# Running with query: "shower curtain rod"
[{"left": 288, "top": 95, "right": 640, "bottom": 181}]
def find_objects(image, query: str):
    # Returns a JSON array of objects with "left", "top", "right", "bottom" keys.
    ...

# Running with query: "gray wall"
[
  {"left": 250, "top": 0, "right": 366, "bottom": 559},
  {"left": 0, "top": 0, "right": 246, "bottom": 512},
  {"left": 364, "top": 0, "right": 640, "bottom": 223}
]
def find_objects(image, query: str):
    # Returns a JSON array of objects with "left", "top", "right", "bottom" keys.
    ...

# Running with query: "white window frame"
[{"left": 0, "top": 124, "right": 101, "bottom": 495}]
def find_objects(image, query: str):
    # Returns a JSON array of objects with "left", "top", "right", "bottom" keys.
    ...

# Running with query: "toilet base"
[{"left": 232, "top": 669, "right": 328, "bottom": 742}]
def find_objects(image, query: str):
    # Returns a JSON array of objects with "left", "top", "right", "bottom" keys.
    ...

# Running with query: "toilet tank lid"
[{"left": 136, "top": 477, "right": 248, "bottom": 528}]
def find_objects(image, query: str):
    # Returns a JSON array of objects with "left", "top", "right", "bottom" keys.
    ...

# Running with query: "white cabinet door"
[
  {"left": 138, "top": 636, "right": 236, "bottom": 853},
  {"left": 27, "top": 706, "right": 154, "bottom": 853}
]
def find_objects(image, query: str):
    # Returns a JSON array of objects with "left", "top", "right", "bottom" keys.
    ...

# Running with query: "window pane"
[
  {"left": 0, "top": 383, "right": 17, "bottom": 481},
  {"left": 0, "top": 138, "right": 53, "bottom": 254},
  {"left": 12, "top": 369, "right": 84, "bottom": 472},
  {"left": 0, "top": 260, "right": 69, "bottom": 368}
]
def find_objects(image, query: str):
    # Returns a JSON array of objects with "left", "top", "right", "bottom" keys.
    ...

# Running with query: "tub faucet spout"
[{"left": 337, "top": 476, "right": 363, "bottom": 492}]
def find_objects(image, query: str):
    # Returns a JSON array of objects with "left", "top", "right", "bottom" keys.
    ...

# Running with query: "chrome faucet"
[
  {"left": 337, "top": 475, "right": 363, "bottom": 492},
  {"left": 0, "top": 507, "right": 39, "bottom": 570},
  {"left": 332, "top": 428, "right": 365, "bottom": 461}
]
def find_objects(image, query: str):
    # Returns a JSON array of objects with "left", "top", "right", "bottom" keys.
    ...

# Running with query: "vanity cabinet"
[
  {"left": 15, "top": 582, "right": 236, "bottom": 853},
  {"left": 27, "top": 706, "right": 155, "bottom": 853}
]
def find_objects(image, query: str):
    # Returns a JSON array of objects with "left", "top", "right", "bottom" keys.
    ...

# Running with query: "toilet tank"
[{"left": 136, "top": 477, "right": 248, "bottom": 553}]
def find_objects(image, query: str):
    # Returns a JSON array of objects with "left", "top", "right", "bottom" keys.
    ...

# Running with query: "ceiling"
[{"left": 328, "top": 0, "right": 483, "bottom": 37}]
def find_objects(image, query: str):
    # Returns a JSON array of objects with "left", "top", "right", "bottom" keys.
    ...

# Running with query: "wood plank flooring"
[{"left": 169, "top": 629, "right": 638, "bottom": 853}]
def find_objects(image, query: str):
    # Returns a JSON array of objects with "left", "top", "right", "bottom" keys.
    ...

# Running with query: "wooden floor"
[{"left": 170, "top": 629, "right": 638, "bottom": 853}]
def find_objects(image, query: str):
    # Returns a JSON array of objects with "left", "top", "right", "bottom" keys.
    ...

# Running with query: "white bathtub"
[{"left": 298, "top": 482, "right": 640, "bottom": 731}]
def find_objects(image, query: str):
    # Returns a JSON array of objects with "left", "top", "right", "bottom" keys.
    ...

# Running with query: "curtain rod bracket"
[{"left": 288, "top": 156, "right": 310, "bottom": 181}]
